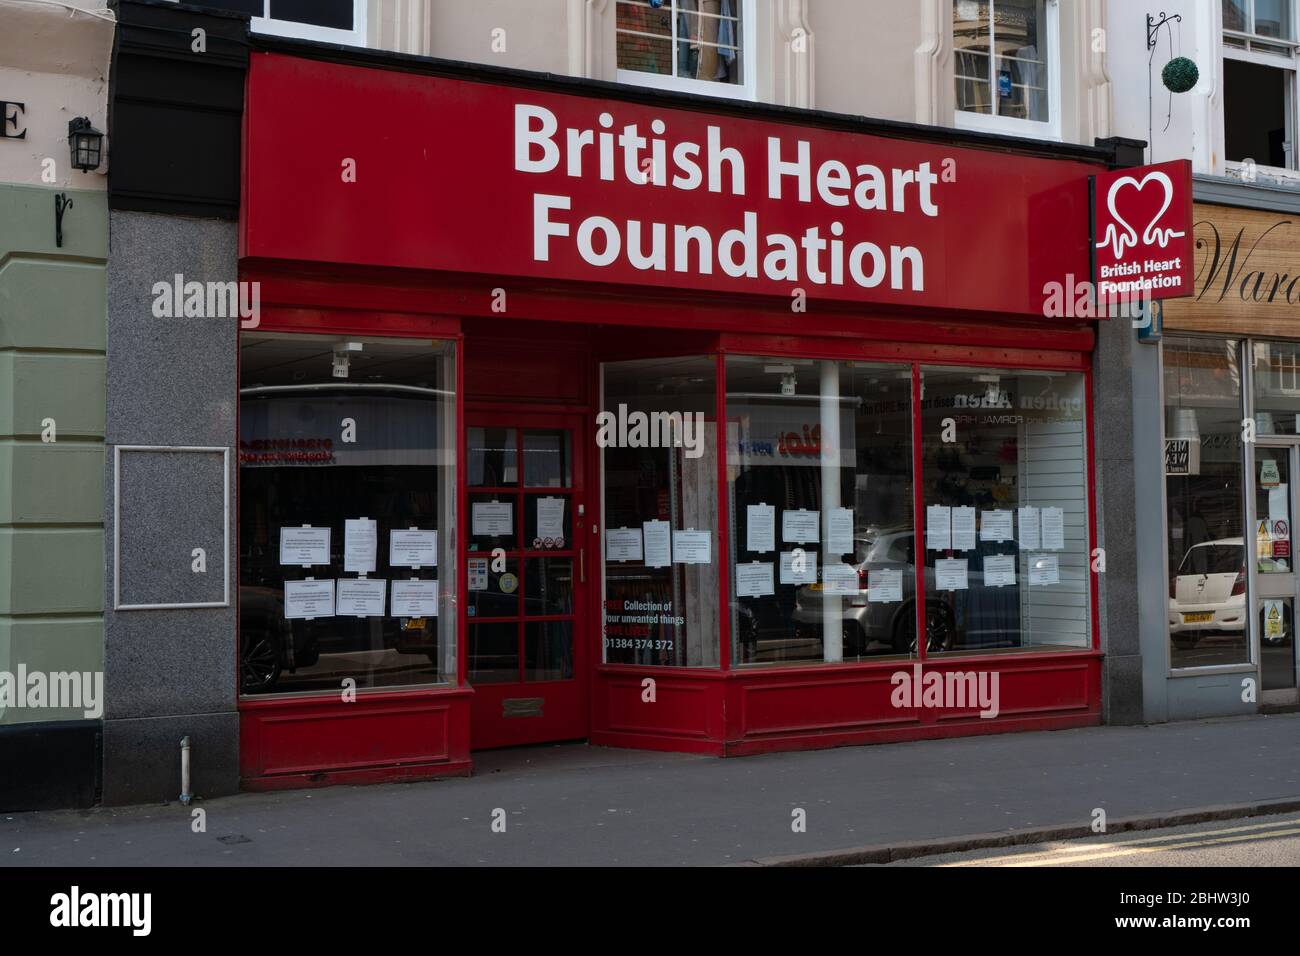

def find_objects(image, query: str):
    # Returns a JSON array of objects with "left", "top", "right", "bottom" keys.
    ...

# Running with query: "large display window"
[
  {"left": 238, "top": 334, "right": 457, "bottom": 695},
  {"left": 1162, "top": 335, "right": 1249, "bottom": 668},
  {"left": 600, "top": 357, "right": 719, "bottom": 667},
  {"left": 724, "top": 357, "right": 914, "bottom": 664}
]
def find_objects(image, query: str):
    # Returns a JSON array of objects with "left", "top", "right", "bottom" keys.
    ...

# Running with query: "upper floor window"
[
  {"left": 169, "top": 0, "right": 366, "bottom": 46},
  {"left": 954, "top": 0, "right": 1060, "bottom": 139},
  {"left": 1222, "top": 1, "right": 1299, "bottom": 177},
  {"left": 616, "top": 0, "right": 756, "bottom": 100}
]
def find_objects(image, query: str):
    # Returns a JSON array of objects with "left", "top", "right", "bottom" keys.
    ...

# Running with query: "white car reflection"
[{"left": 1167, "top": 537, "right": 1246, "bottom": 649}]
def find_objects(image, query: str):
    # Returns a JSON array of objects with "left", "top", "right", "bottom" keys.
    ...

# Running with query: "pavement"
[{"left": 4, "top": 713, "right": 1300, "bottom": 866}]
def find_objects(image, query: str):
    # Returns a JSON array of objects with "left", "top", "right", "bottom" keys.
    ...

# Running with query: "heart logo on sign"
[{"left": 1095, "top": 171, "right": 1187, "bottom": 259}]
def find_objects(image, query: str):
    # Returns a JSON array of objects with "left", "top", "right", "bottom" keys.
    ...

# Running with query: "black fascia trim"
[{"left": 246, "top": 33, "right": 1117, "bottom": 167}]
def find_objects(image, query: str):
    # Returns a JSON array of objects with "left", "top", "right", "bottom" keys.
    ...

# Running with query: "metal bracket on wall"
[
  {"left": 1146, "top": 11, "right": 1181, "bottom": 50},
  {"left": 53, "top": 192, "right": 72, "bottom": 248}
]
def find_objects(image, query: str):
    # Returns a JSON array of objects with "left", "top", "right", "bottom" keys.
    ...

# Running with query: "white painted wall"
[{"left": 0, "top": 0, "right": 115, "bottom": 189}]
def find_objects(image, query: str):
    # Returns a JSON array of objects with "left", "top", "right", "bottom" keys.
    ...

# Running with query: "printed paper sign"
[
  {"left": 823, "top": 562, "right": 858, "bottom": 595},
  {"left": 1093, "top": 159, "right": 1193, "bottom": 305},
  {"left": 1264, "top": 600, "right": 1285, "bottom": 640},
  {"left": 279, "top": 526, "right": 330, "bottom": 567},
  {"left": 605, "top": 527, "right": 644, "bottom": 562},
  {"left": 467, "top": 558, "right": 488, "bottom": 591},
  {"left": 867, "top": 568, "right": 903, "bottom": 603},
  {"left": 284, "top": 578, "right": 335, "bottom": 619},
  {"left": 642, "top": 520, "right": 671, "bottom": 568},
  {"left": 390, "top": 529, "right": 437, "bottom": 569},
  {"left": 935, "top": 558, "right": 968, "bottom": 591},
  {"left": 1041, "top": 507, "right": 1065, "bottom": 551},
  {"left": 983, "top": 553, "right": 1017, "bottom": 588},
  {"left": 747, "top": 503, "right": 775, "bottom": 553},
  {"left": 672, "top": 529, "right": 711, "bottom": 564},
  {"left": 735, "top": 562, "right": 775, "bottom": 598},
  {"left": 779, "top": 550, "right": 817, "bottom": 585},
  {"left": 391, "top": 578, "right": 439, "bottom": 616},
  {"left": 1018, "top": 507, "right": 1041, "bottom": 550},
  {"left": 980, "top": 510, "right": 1013, "bottom": 543},
  {"left": 336, "top": 577, "right": 386, "bottom": 617},
  {"left": 472, "top": 501, "right": 513, "bottom": 536},
  {"left": 926, "top": 505, "right": 952, "bottom": 551},
  {"left": 344, "top": 518, "right": 378, "bottom": 574},
  {"left": 782, "top": 509, "right": 819, "bottom": 544},
  {"left": 536, "top": 497, "right": 566, "bottom": 541},
  {"left": 827, "top": 507, "right": 854, "bottom": 556},
  {"left": 951, "top": 507, "right": 977, "bottom": 551},
  {"left": 1029, "top": 554, "right": 1060, "bottom": 586}
]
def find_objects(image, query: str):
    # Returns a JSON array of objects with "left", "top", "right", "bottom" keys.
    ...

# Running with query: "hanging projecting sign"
[
  {"left": 243, "top": 53, "right": 1104, "bottom": 319},
  {"left": 1093, "top": 159, "right": 1194, "bottom": 306}
]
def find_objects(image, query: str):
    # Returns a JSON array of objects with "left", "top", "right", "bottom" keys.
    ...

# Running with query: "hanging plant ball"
[{"left": 1162, "top": 57, "right": 1199, "bottom": 93}]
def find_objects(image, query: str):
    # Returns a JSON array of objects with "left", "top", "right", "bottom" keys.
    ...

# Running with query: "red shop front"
[{"left": 235, "top": 45, "right": 1109, "bottom": 790}]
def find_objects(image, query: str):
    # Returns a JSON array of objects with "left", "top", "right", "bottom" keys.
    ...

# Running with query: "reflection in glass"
[
  {"left": 526, "top": 557, "right": 573, "bottom": 616},
  {"left": 954, "top": 0, "right": 1049, "bottom": 122},
  {"left": 1260, "top": 598, "right": 1296, "bottom": 690},
  {"left": 1164, "top": 336, "right": 1249, "bottom": 668},
  {"left": 469, "top": 428, "right": 517, "bottom": 487},
  {"left": 238, "top": 335, "right": 456, "bottom": 696},
  {"left": 526, "top": 621, "right": 574, "bottom": 681},
  {"left": 920, "top": 366, "right": 1090, "bottom": 655},
  {"left": 523, "top": 430, "right": 572, "bottom": 488},
  {"left": 726, "top": 357, "right": 914, "bottom": 665},
  {"left": 469, "top": 622, "right": 519, "bottom": 683}
]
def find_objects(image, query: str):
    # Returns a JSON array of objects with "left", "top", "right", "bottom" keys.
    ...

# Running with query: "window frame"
[
  {"left": 162, "top": 0, "right": 368, "bottom": 47},
  {"left": 953, "top": 0, "right": 1062, "bottom": 142},
  {"left": 1223, "top": 1, "right": 1300, "bottom": 179},
  {"left": 615, "top": 0, "right": 759, "bottom": 102}
]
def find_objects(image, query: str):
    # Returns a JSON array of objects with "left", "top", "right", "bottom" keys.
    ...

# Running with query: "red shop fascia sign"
[{"left": 241, "top": 51, "right": 1191, "bottom": 320}]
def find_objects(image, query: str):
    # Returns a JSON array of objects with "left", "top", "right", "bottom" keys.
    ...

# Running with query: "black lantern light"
[{"left": 67, "top": 117, "right": 103, "bottom": 172}]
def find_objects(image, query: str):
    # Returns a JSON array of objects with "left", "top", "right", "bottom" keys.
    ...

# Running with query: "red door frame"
[{"left": 464, "top": 408, "right": 591, "bottom": 749}]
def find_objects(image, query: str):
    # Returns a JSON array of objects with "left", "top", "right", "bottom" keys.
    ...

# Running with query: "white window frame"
[
  {"left": 1223, "top": 0, "right": 1300, "bottom": 178},
  {"left": 954, "top": 0, "right": 1061, "bottom": 141},
  {"left": 162, "top": 0, "right": 367, "bottom": 47},
  {"left": 615, "top": 0, "right": 758, "bottom": 102}
]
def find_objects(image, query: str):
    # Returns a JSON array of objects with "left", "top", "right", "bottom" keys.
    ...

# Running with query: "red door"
[{"left": 466, "top": 412, "right": 590, "bottom": 748}]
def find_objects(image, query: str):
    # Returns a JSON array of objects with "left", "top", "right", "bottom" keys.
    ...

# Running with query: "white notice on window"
[
  {"left": 336, "top": 577, "right": 386, "bottom": 617},
  {"left": 1041, "top": 507, "right": 1065, "bottom": 551},
  {"left": 642, "top": 520, "right": 671, "bottom": 568},
  {"left": 867, "top": 568, "right": 903, "bottom": 604},
  {"left": 823, "top": 562, "right": 858, "bottom": 595},
  {"left": 284, "top": 578, "right": 335, "bottom": 619},
  {"left": 926, "top": 505, "right": 952, "bottom": 551},
  {"left": 536, "top": 497, "right": 566, "bottom": 541},
  {"left": 980, "top": 509, "right": 1014, "bottom": 543},
  {"left": 951, "top": 507, "right": 977, "bottom": 551},
  {"left": 935, "top": 558, "right": 969, "bottom": 591},
  {"left": 605, "top": 527, "right": 644, "bottom": 563},
  {"left": 1029, "top": 554, "right": 1060, "bottom": 586},
  {"left": 984, "top": 553, "right": 1017, "bottom": 588},
  {"left": 344, "top": 518, "right": 378, "bottom": 574},
  {"left": 672, "top": 529, "right": 711, "bottom": 565},
  {"left": 735, "top": 562, "right": 775, "bottom": 598},
  {"left": 1017, "top": 507, "right": 1041, "bottom": 551},
  {"left": 472, "top": 501, "right": 512, "bottom": 537},
  {"left": 279, "top": 526, "right": 330, "bottom": 568},
  {"left": 747, "top": 503, "right": 775, "bottom": 553},
  {"left": 1269, "top": 484, "right": 1290, "bottom": 526},
  {"left": 827, "top": 507, "right": 854, "bottom": 556},
  {"left": 391, "top": 578, "right": 439, "bottom": 616},
  {"left": 779, "top": 550, "right": 817, "bottom": 585},
  {"left": 782, "top": 509, "right": 819, "bottom": 544},
  {"left": 389, "top": 528, "right": 438, "bottom": 569}
]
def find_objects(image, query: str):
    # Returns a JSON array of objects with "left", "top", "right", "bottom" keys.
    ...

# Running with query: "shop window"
[
  {"left": 1163, "top": 336, "right": 1249, "bottom": 669},
  {"left": 1253, "top": 340, "right": 1300, "bottom": 432},
  {"left": 616, "top": 0, "right": 755, "bottom": 100},
  {"left": 163, "top": 0, "right": 366, "bottom": 45},
  {"left": 954, "top": 0, "right": 1058, "bottom": 138},
  {"left": 725, "top": 357, "right": 915, "bottom": 665},
  {"left": 600, "top": 357, "right": 719, "bottom": 667},
  {"left": 238, "top": 334, "right": 457, "bottom": 696},
  {"left": 919, "top": 366, "right": 1090, "bottom": 654}
]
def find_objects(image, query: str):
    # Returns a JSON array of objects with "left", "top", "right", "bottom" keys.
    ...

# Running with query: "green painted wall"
[{"left": 0, "top": 184, "right": 106, "bottom": 724}]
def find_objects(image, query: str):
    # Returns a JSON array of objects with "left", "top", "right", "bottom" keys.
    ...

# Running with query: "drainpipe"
[{"left": 179, "top": 736, "right": 192, "bottom": 805}]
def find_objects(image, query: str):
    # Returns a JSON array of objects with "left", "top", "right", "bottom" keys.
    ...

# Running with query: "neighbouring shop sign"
[
  {"left": 243, "top": 53, "right": 1103, "bottom": 319},
  {"left": 0, "top": 100, "right": 25, "bottom": 139},
  {"left": 1092, "top": 159, "right": 1193, "bottom": 304}
]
